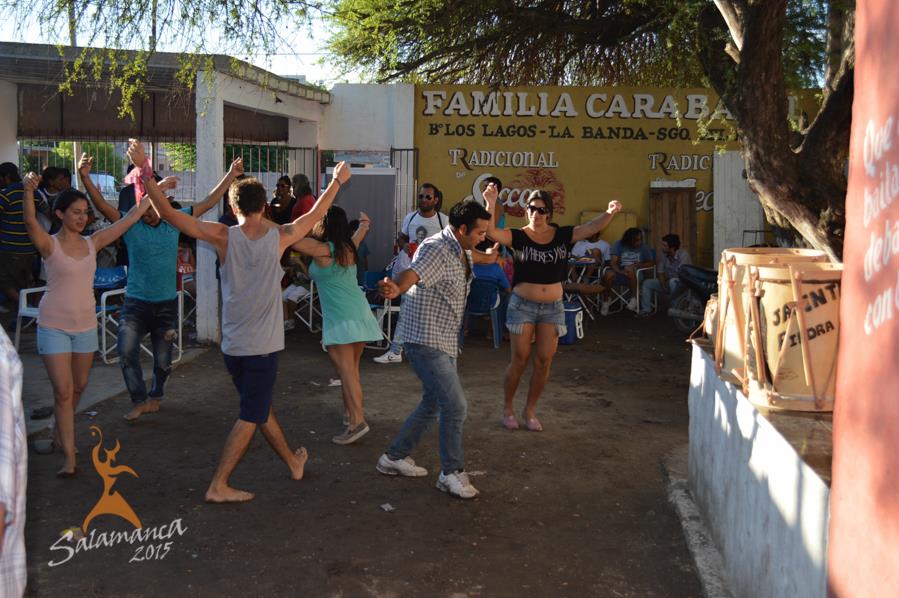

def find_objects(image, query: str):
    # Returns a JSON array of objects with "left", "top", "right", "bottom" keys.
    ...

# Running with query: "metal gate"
[{"left": 390, "top": 147, "right": 418, "bottom": 235}]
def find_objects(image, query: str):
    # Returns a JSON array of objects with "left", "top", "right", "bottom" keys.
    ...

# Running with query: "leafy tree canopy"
[
  {"left": 326, "top": 0, "right": 828, "bottom": 90},
  {"left": 325, "top": 0, "right": 852, "bottom": 260},
  {"left": 0, "top": 0, "right": 321, "bottom": 117}
]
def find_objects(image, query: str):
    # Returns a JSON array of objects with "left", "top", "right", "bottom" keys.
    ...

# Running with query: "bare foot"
[
  {"left": 57, "top": 461, "right": 77, "bottom": 478},
  {"left": 289, "top": 447, "right": 308, "bottom": 481},
  {"left": 204, "top": 485, "right": 255, "bottom": 503},
  {"left": 124, "top": 400, "right": 161, "bottom": 421},
  {"left": 53, "top": 429, "right": 79, "bottom": 454}
]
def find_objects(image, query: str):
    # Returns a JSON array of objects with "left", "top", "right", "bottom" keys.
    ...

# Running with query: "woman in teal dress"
[{"left": 291, "top": 206, "right": 382, "bottom": 445}]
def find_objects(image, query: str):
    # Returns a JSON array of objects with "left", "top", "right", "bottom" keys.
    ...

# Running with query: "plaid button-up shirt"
[
  {"left": 0, "top": 328, "right": 26, "bottom": 598},
  {"left": 396, "top": 226, "right": 472, "bottom": 357}
]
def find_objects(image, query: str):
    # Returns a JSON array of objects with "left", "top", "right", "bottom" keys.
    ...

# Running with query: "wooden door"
[{"left": 648, "top": 187, "right": 696, "bottom": 262}]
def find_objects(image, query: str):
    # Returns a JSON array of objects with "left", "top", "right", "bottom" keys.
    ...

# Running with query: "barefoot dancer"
[
  {"left": 484, "top": 184, "right": 621, "bottom": 431},
  {"left": 79, "top": 153, "right": 246, "bottom": 421},
  {"left": 21, "top": 173, "right": 151, "bottom": 476},
  {"left": 131, "top": 140, "right": 350, "bottom": 503}
]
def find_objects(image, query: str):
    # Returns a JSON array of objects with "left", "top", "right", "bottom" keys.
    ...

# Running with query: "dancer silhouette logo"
[
  {"left": 48, "top": 425, "right": 188, "bottom": 568},
  {"left": 82, "top": 425, "right": 142, "bottom": 532}
]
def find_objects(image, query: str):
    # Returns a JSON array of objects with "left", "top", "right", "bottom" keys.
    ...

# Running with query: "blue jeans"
[
  {"left": 641, "top": 277, "right": 682, "bottom": 313},
  {"left": 118, "top": 297, "right": 178, "bottom": 404},
  {"left": 386, "top": 342, "right": 467, "bottom": 473}
]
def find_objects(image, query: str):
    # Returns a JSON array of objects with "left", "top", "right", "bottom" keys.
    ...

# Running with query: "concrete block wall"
[{"left": 688, "top": 345, "right": 829, "bottom": 598}]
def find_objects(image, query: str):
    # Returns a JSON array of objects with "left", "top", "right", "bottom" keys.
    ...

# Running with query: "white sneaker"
[
  {"left": 436, "top": 471, "right": 479, "bottom": 499},
  {"left": 626, "top": 297, "right": 639, "bottom": 312},
  {"left": 600, "top": 300, "right": 611, "bottom": 316},
  {"left": 373, "top": 351, "right": 402, "bottom": 364},
  {"left": 376, "top": 454, "right": 428, "bottom": 477}
]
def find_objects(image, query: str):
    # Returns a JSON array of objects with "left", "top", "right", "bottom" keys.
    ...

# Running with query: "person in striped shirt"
[{"left": 0, "top": 163, "right": 39, "bottom": 309}]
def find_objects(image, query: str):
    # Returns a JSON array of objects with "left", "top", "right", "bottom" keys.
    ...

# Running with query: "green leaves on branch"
[{"left": 3, "top": 0, "right": 320, "bottom": 118}]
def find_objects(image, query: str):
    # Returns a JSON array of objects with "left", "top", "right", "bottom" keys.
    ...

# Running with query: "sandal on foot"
[
  {"left": 525, "top": 417, "right": 543, "bottom": 432},
  {"left": 502, "top": 415, "right": 520, "bottom": 430}
]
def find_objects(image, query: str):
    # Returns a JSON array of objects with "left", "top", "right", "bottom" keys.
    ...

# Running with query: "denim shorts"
[
  {"left": 37, "top": 326, "right": 98, "bottom": 355},
  {"left": 505, "top": 294, "right": 566, "bottom": 337},
  {"left": 223, "top": 353, "right": 278, "bottom": 424}
]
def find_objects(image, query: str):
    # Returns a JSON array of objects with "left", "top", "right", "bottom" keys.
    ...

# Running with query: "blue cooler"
[{"left": 559, "top": 302, "right": 584, "bottom": 345}]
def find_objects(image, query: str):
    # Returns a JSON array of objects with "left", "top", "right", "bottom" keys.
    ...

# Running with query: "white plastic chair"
[{"left": 13, "top": 286, "right": 46, "bottom": 351}]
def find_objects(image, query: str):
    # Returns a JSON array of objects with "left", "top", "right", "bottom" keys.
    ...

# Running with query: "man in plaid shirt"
[
  {"left": 376, "top": 199, "right": 493, "bottom": 499},
  {"left": 0, "top": 327, "right": 26, "bottom": 597}
]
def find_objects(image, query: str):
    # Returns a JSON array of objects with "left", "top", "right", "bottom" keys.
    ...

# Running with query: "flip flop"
[
  {"left": 525, "top": 417, "right": 543, "bottom": 432},
  {"left": 502, "top": 415, "right": 520, "bottom": 430},
  {"left": 31, "top": 406, "right": 54, "bottom": 420}
]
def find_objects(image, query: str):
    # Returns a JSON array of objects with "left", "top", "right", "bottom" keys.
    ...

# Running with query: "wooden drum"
[
  {"left": 745, "top": 263, "right": 842, "bottom": 412},
  {"left": 715, "top": 248, "right": 827, "bottom": 384}
]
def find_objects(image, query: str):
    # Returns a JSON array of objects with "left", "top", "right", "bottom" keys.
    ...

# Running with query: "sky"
[{"left": 0, "top": 12, "right": 360, "bottom": 89}]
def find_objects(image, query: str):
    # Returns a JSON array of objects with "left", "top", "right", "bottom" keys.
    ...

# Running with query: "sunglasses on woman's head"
[{"left": 527, "top": 204, "right": 549, "bottom": 215}]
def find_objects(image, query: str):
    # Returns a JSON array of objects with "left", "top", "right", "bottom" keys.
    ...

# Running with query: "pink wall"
[{"left": 829, "top": 1, "right": 899, "bottom": 594}]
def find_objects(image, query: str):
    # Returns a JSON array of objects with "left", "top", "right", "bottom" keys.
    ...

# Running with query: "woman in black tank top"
[{"left": 484, "top": 185, "right": 622, "bottom": 432}]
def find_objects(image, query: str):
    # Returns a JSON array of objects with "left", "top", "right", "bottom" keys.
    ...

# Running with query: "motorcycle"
[{"left": 667, "top": 264, "right": 718, "bottom": 333}]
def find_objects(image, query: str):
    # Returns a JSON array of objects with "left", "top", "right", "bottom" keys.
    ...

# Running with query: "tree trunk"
[{"left": 705, "top": 1, "right": 850, "bottom": 262}]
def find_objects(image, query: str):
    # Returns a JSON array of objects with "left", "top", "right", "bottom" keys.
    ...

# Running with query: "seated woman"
[
  {"left": 291, "top": 207, "right": 382, "bottom": 445},
  {"left": 483, "top": 184, "right": 621, "bottom": 431},
  {"left": 21, "top": 172, "right": 150, "bottom": 476}
]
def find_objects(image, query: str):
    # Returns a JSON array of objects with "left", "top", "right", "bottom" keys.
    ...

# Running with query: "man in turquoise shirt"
[{"left": 80, "top": 154, "right": 244, "bottom": 420}]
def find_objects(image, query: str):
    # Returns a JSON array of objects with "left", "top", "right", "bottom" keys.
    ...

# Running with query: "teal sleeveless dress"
[{"left": 309, "top": 242, "right": 383, "bottom": 346}]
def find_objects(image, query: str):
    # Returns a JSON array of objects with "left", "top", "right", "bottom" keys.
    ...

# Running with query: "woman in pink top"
[{"left": 22, "top": 172, "right": 150, "bottom": 476}]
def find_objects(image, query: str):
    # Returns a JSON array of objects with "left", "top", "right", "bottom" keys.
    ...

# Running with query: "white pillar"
[
  {"left": 288, "top": 119, "right": 317, "bottom": 147},
  {"left": 0, "top": 81, "right": 18, "bottom": 164},
  {"left": 195, "top": 71, "right": 225, "bottom": 344}
]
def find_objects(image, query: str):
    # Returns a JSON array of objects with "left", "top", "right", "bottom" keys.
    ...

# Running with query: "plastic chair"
[
  {"left": 13, "top": 285, "right": 46, "bottom": 351},
  {"left": 293, "top": 277, "right": 322, "bottom": 333},
  {"left": 600, "top": 264, "right": 657, "bottom": 314},
  {"left": 363, "top": 270, "right": 400, "bottom": 349},
  {"left": 462, "top": 278, "right": 504, "bottom": 349},
  {"left": 178, "top": 273, "right": 197, "bottom": 328}
]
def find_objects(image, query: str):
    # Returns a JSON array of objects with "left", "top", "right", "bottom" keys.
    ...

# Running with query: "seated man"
[
  {"left": 601, "top": 227, "right": 654, "bottom": 314},
  {"left": 639, "top": 233, "right": 691, "bottom": 316},
  {"left": 571, "top": 230, "right": 610, "bottom": 277}
]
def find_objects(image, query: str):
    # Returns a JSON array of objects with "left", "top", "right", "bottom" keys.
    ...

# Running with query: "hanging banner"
[{"left": 829, "top": 1, "right": 899, "bottom": 594}]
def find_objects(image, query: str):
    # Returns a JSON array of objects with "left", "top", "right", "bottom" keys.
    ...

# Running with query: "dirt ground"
[{"left": 23, "top": 312, "right": 702, "bottom": 597}]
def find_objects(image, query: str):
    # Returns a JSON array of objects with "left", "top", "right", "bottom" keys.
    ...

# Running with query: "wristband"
[{"left": 334, "top": 178, "right": 342, "bottom": 188}]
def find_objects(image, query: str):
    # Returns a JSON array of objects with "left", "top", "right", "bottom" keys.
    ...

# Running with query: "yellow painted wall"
[{"left": 414, "top": 85, "right": 779, "bottom": 266}]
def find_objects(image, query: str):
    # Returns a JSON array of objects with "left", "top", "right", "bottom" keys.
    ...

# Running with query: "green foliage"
[
  {"left": 51, "top": 141, "right": 128, "bottom": 182},
  {"left": 1, "top": 0, "right": 319, "bottom": 118},
  {"left": 161, "top": 143, "right": 197, "bottom": 171},
  {"left": 160, "top": 143, "right": 295, "bottom": 173},
  {"left": 325, "top": 0, "right": 829, "bottom": 88},
  {"left": 783, "top": 0, "right": 828, "bottom": 88}
]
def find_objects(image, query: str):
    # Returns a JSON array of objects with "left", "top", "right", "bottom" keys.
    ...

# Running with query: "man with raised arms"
[
  {"left": 129, "top": 139, "right": 352, "bottom": 503},
  {"left": 79, "top": 153, "right": 246, "bottom": 421}
]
